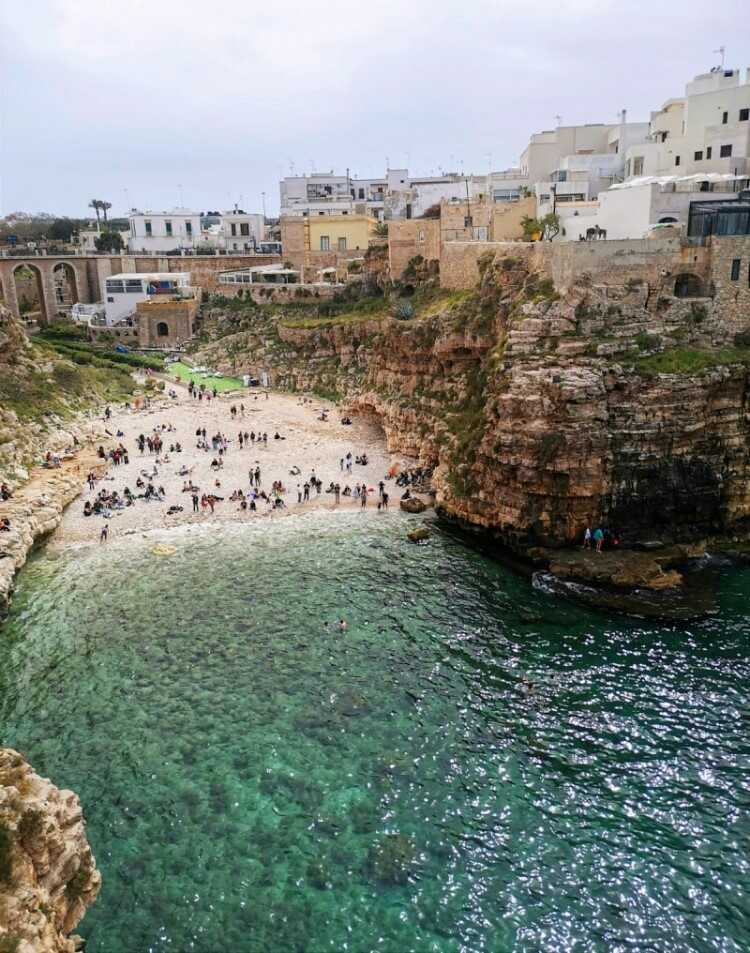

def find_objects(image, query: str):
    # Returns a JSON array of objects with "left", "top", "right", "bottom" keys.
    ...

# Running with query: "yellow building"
[{"left": 305, "top": 213, "right": 376, "bottom": 253}]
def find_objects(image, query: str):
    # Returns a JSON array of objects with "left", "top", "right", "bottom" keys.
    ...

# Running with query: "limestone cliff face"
[
  {"left": 0, "top": 749, "right": 100, "bottom": 953},
  {"left": 0, "top": 306, "right": 110, "bottom": 487},
  {"left": 194, "top": 258, "right": 750, "bottom": 550}
]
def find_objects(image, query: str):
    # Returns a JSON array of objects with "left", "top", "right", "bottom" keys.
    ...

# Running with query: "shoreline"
[{"left": 2, "top": 382, "right": 419, "bottom": 611}]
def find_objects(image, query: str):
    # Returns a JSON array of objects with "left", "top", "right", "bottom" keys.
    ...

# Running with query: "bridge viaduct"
[{"left": 0, "top": 253, "right": 280, "bottom": 323}]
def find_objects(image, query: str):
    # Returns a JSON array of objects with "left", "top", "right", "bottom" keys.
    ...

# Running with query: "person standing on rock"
[
  {"left": 594, "top": 527, "right": 604, "bottom": 553},
  {"left": 583, "top": 527, "right": 592, "bottom": 550}
]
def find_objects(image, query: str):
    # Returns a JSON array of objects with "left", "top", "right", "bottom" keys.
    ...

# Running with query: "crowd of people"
[{"left": 78, "top": 392, "right": 418, "bottom": 544}]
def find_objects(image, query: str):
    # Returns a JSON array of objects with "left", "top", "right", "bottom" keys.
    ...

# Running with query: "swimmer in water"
[{"left": 338, "top": 619, "right": 348, "bottom": 632}]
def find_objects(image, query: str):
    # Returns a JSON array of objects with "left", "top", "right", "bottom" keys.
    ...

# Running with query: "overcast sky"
[{"left": 1, "top": 0, "right": 749, "bottom": 218}]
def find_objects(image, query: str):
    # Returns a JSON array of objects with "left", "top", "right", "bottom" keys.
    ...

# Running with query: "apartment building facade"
[{"left": 128, "top": 210, "right": 202, "bottom": 253}]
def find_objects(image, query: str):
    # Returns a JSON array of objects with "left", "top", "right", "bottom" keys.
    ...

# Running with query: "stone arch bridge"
[
  {"left": 0, "top": 256, "right": 98, "bottom": 323},
  {"left": 0, "top": 252, "right": 281, "bottom": 324}
]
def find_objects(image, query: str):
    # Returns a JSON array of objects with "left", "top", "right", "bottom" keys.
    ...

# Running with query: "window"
[
  {"left": 145, "top": 220, "right": 152, "bottom": 236},
  {"left": 694, "top": 150, "right": 703, "bottom": 161},
  {"left": 320, "top": 236, "right": 330, "bottom": 251},
  {"left": 230, "top": 223, "right": 237, "bottom": 236},
  {"left": 156, "top": 322, "right": 169, "bottom": 337},
  {"left": 720, "top": 144, "right": 733, "bottom": 158},
  {"left": 165, "top": 220, "right": 173, "bottom": 236},
  {"left": 186, "top": 221, "right": 192, "bottom": 236},
  {"left": 675, "top": 155, "right": 681, "bottom": 166},
  {"left": 730, "top": 259, "right": 741, "bottom": 281},
  {"left": 418, "top": 230, "right": 425, "bottom": 242},
  {"left": 706, "top": 146, "right": 712, "bottom": 159},
  {"left": 337, "top": 237, "right": 347, "bottom": 251},
  {"left": 125, "top": 279, "right": 143, "bottom": 293},
  {"left": 632, "top": 157, "right": 644, "bottom": 176},
  {"left": 240, "top": 223, "right": 250, "bottom": 236},
  {"left": 740, "top": 108, "right": 750, "bottom": 122},
  {"left": 358, "top": 188, "right": 365, "bottom": 199},
  {"left": 107, "top": 296, "right": 114, "bottom": 303},
  {"left": 106, "top": 280, "right": 124, "bottom": 293},
  {"left": 722, "top": 111, "right": 728, "bottom": 124}
]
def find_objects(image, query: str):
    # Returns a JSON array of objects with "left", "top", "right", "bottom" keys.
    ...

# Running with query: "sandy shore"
[{"left": 51, "top": 383, "right": 411, "bottom": 549}]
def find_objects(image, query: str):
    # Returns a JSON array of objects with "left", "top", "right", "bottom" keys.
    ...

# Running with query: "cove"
[{"left": 1, "top": 510, "right": 749, "bottom": 952}]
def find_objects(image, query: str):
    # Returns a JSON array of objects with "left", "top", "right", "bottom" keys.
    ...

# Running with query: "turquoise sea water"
[{"left": 1, "top": 510, "right": 749, "bottom": 953}]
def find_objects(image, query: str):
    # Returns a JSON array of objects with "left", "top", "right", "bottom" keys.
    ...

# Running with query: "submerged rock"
[
  {"left": 0, "top": 748, "right": 101, "bottom": 952},
  {"left": 407, "top": 526, "right": 431, "bottom": 543}
]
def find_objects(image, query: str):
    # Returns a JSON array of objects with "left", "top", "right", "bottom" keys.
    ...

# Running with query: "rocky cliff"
[
  {"left": 193, "top": 256, "right": 750, "bottom": 552},
  {"left": 0, "top": 749, "right": 100, "bottom": 953}
]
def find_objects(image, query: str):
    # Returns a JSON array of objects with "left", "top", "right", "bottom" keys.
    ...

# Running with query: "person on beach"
[
  {"left": 361, "top": 487, "right": 367, "bottom": 508},
  {"left": 100, "top": 523, "right": 109, "bottom": 543}
]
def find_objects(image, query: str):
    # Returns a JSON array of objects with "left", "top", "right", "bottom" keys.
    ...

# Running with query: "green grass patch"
[
  {"left": 167, "top": 361, "right": 245, "bottom": 392},
  {"left": 0, "top": 349, "right": 135, "bottom": 421},
  {"left": 635, "top": 347, "right": 750, "bottom": 376}
]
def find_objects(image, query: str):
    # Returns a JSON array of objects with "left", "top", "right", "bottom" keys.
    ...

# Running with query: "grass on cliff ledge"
[
  {"left": 635, "top": 347, "right": 750, "bottom": 377},
  {"left": 278, "top": 288, "right": 472, "bottom": 330},
  {"left": 0, "top": 347, "right": 136, "bottom": 421}
]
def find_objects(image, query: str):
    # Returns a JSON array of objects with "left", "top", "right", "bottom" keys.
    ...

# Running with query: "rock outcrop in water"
[
  {"left": 194, "top": 254, "right": 750, "bottom": 556},
  {"left": 0, "top": 748, "right": 101, "bottom": 953}
]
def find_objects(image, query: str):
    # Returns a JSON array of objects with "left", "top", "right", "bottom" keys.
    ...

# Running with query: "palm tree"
[
  {"left": 101, "top": 201, "right": 112, "bottom": 225},
  {"left": 89, "top": 199, "right": 101, "bottom": 229}
]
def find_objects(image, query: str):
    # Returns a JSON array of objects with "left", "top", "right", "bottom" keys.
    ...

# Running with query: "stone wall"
[
  {"left": 440, "top": 241, "right": 538, "bottom": 289},
  {"left": 136, "top": 298, "right": 199, "bottom": 349},
  {"left": 217, "top": 283, "right": 342, "bottom": 303},
  {"left": 710, "top": 235, "right": 750, "bottom": 334},
  {"left": 540, "top": 238, "right": 712, "bottom": 294},
  {"left": 388, "top": 219, "right": 441, "bottom": 279}
]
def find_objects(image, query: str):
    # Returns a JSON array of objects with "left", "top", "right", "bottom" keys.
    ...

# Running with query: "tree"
[
  {"left": 521, "top": 213, "right": 560, "bottom": 241},
  {"left": 49, "top": 218, "right": 75, "bottom": 241},
  {"left": 89, "top": 200, "right": 101, "bottom": 228},
  {"left": 94, "top": 230, "right": 124, "bottom": 253},
  {"left": 100, "top": 201, "right": 112, "bottom": 224}
]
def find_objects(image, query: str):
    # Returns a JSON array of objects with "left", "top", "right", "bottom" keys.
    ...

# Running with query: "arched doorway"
[
  {"left": 157, "top": 321, "right": 169, "bottom": 337},
  {"left": 12, "top": 263, "right": 47, "bottom": 324},
  {"left": 674, "top": 273, "right": 704, "bottom": 298},
  {"left": 52, "top": 262, "right": 79, "bottom": 315}
]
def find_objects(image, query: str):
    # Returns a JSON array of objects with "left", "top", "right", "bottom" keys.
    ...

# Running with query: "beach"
[{"left": 51, "top": 381, "right": 411, "bottom": 549}]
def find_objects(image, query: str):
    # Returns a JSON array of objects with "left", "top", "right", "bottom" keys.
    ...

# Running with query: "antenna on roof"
[
  {"left": 713, "top": 45, "right": 726, "bottom": 68},
  {"left": 555, "top": 114, "right": 562, "bottom": 127}
]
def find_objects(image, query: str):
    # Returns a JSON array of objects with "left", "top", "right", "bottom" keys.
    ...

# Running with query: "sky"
[{"left": 1, "top": 0, "right": 749, "bottom": 218}]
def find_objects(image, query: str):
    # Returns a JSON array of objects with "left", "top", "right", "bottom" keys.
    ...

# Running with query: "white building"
[
  {"left": 103, "top": 272, "right": 192, "bottom": 325},
  {"left": 279, "top": 168, "right": 517, "bottom": 221},
  {"left": 219, "top": 211, "right": 265, "bottom": 252},
  {"left": 77, "top": 227, "right": 129, "bottom": 253},
  {"left": 128, "top": 209, "right": 202, "bottom": 253},
  {"left": 623, "top": 67, "right": 750, "bottom": 181}
]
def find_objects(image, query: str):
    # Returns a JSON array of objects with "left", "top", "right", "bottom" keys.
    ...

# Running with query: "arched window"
[
  {"left": 658, "top": 216, "right": 678, "bottom": 224},
  {"left": 674, "top": 274, "right": 703, "bottom": 298},
  {"left": 157, "top": 321, "right": 169, "bottom": 337}
]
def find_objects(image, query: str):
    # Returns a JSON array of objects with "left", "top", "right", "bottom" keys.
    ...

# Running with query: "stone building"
[{"left": 136, "top": 298, "right": 200, "bottom": 349}]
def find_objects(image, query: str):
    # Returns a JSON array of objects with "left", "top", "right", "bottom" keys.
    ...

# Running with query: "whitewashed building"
[
  {"left": 103, "top": 272, "right": 192, "bottom": 325},
  {"left": 128, "top": 210, "right": 202, "bottom": 253},
  {"left": 219, "top": 211, "right": 265, "bottom": 252},
  {"left": 623, "top": 67, "right": 750, "bottom": 181}
]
